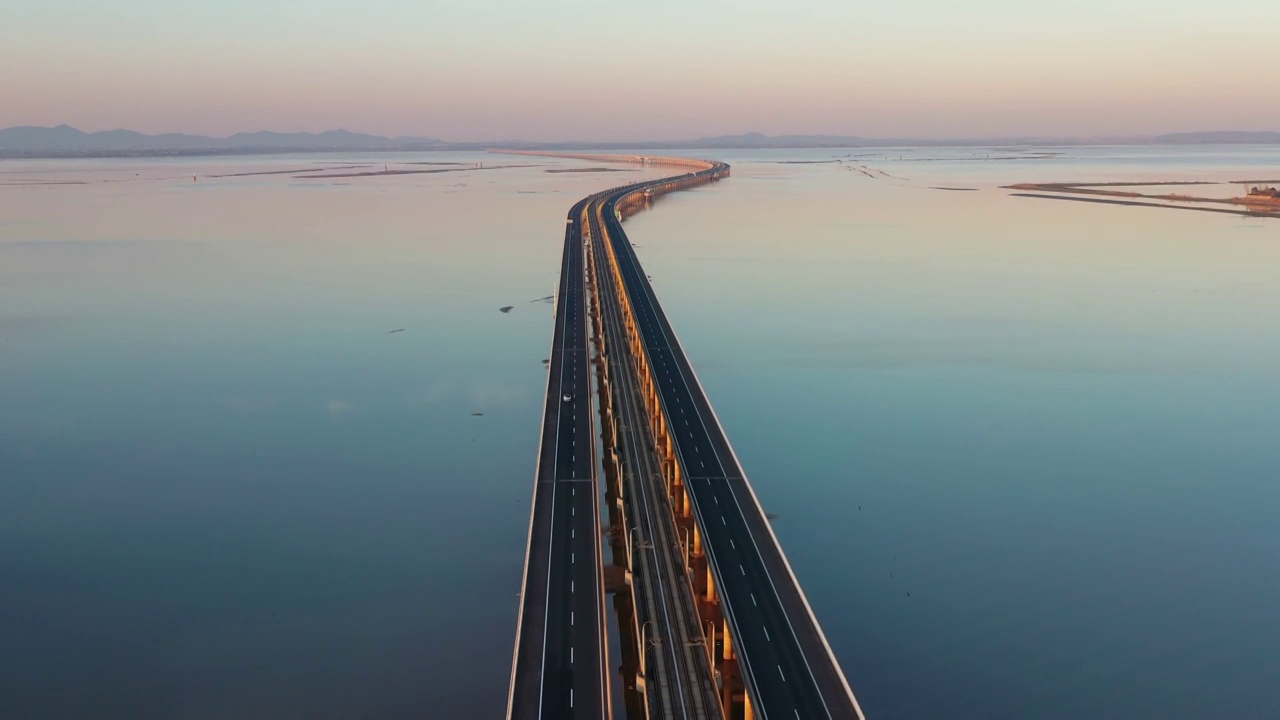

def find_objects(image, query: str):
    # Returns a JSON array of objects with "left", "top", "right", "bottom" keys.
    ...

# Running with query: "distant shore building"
[{"left": 1247, "top": 185, "right": 1280, "bottom": 199}]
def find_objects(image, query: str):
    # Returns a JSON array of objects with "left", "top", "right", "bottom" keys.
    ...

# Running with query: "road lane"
[{"left": 508, "top": 198, "right": 608, "bottom": 720}]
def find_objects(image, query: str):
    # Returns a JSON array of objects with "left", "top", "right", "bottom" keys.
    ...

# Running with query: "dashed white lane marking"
[
  {"left": 570, "top": 689, "right": 574, "bottom": 708},
  {"left": 713, "top": 496, "right": 718, "bottom": 505},
  {"left": 764, "top": 627, "right": 771, "bottom": 641},
  {"left": 571, "top": 611, "right": 575, "bottom": 625},
  {"left": 778, "top": 665, "right": 787, "bottom": 682},
  {"left": 571, "top": 647, "right": 574, "bottom": 663},
  {"left": 730, "top": 539, "right": 736, "bottom": 549},
  {"left": 740, "top": 564, "right": 746, "bottom": 575},
  {"left": 752, "top": 593, "right": 758, "bottom": 606},
  {"left": 572, "top": 553, "right": 575, "bottom": 564},
  {"left": 571, "top": 581, "right": 575, "bottom": 593}
]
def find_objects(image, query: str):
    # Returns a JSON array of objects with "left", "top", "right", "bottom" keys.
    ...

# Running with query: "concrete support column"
[
  {"left": 672, "top": 463, "right": 684, "bottom": 517},
  {"left": 721, "top": 621, "right": 741, "bottom": 718}
]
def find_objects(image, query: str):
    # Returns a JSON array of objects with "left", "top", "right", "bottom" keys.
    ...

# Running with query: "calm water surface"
[{"left": 2, "top": 147, "right": 1277, "bottom": 718}]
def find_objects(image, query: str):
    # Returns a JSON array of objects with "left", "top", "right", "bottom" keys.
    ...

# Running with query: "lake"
[{"left": 2, "top": 146, "right": 1277, "bottom": 718}]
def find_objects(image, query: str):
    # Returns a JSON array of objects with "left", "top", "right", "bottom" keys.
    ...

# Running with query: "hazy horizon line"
[{"left": 5, "top": 123, "right": 1280, "bottom": 145}]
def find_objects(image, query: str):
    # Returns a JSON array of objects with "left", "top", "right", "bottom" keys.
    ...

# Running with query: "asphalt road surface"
[{"left": 508, "top": 197, "right": 608, "bottom": 720}]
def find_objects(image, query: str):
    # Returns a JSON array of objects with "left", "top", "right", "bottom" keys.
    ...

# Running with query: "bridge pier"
[
  {"left": 593, "top": 173, "right": 758, "bottom": 720},
  {"left": 721, "top": 622, "right": 745, "bottom": 717},
  {"left": 673, "top": 464, "right": 686, "bottom": 518},
  {"left": 587, "top": 221, "right": 650, "bottom": 720}
]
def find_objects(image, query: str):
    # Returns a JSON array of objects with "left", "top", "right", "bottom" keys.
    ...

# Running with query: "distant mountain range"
[
  {"left": 685, "top": 131, "right": 1280, "bottom": 148},
  {"left": 0, "top": 125, "right": 444, "bottom": 156},
  {"left": 1, "top": 126, "right": 1277, "bottom": 158}
]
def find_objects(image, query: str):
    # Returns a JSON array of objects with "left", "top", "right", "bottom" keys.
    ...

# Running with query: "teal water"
[
  {"left": 0, "top": 154, "right": 670, "bottom": 718},
  {"left": 625, "top": 145, "right": 1280, "bottom": 719},
  {"left": 2, "top": 147, "right": 1278, "bottom": 718}
]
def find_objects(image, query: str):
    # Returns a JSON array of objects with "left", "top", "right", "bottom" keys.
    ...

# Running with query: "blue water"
[
  {"left": 625, "top": 145, "right": 1280, "bottom": 719},
  {"left": 2, "top": 147, "right": 1278, "bottom": 718}
]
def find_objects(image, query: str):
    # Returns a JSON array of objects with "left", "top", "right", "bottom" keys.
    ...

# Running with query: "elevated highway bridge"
[{"left": 506, "top": 153, "right": 864, "bottom": 720}]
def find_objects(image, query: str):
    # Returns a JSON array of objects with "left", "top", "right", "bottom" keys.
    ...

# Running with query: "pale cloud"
[{"left": 326, "top": 400, "right": 351, "bottom": 419}]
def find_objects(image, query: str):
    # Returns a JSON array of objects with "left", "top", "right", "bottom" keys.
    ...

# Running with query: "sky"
[{"left": 3, "top": 0, "right": 1278, "bottom": 141}]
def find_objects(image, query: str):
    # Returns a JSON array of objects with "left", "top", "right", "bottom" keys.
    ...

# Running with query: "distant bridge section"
[{"left": 495, "top": 149, "right": 730, "bottom": 175}]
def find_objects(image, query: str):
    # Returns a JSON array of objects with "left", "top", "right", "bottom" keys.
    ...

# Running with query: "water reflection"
[
  {"left": 624, "top": 145, "right": 1280, "bottom": 719},
  {"left": 2, "top": 147, "right": 1278, "bottom": 718}
]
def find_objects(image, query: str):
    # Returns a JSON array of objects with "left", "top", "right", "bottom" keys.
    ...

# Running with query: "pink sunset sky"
[{"left": 3, "top": 0, "right": 1278, "bottom": 141}]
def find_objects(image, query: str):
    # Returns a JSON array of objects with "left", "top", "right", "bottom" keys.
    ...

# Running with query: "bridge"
[
  {"left": 506, "top": 194, "right": 609, "bottom": 720},
  {"left": 507, "top": 153, "right": 865, "bottom": 719}
]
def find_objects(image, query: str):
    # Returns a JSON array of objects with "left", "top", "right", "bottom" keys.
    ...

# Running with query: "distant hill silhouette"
[
  {"left": 1, "top": 125, "right": 1276, "bottom": 158},
  {"left": 1153, "top": 131, "right": 1280, "bottom": 144},
  {"left": 0, "top": 125, "right": 443, "bottom": 156},
  {"left": 696, "top": 131, "right": 1280, "bottom": 148}
]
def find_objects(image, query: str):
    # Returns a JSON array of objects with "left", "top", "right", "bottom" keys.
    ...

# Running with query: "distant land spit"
[
  {"left": 1005, "top": 180, "right": 1280, "bottom": 219},
  {"left": 0, "top": 125, "right": 1277, "bottom": 158}
]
